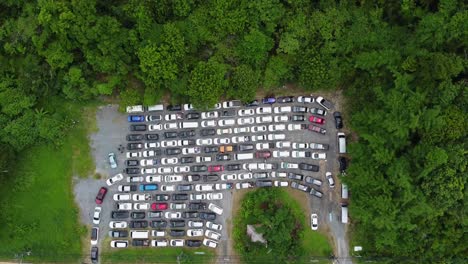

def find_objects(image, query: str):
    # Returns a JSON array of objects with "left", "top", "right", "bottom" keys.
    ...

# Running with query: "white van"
[
  {"left": 341, "top": 204, "right": 348, "bottom": 224},
  {"left": 179, "top": 122, "right": 199, "bottom": 129},
  {"left": 131, "top": 230, "right": 149, "bottom": 239},
  {"left": 126, "top": 105, "right": 144, "bottom": 113},
  {"left": 235, "top": 153, "right": 254, "bottom": 160},
  {"left": 341, "top": 183, "right": 349, "bottom": 199},
  {"left": 147, "top": 104, "right": 164, "bottom": 112},
  {"left": 338, "top": 132, "right": 346, "bottom": 154}
]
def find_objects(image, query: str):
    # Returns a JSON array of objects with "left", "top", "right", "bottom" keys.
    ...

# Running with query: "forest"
[{"left": 0, "top": 0, "right": 466, "bottom": 262}]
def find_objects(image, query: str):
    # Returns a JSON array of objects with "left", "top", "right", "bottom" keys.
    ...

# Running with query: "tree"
[
  {"left": 263, "top": 56, "right": 292, "bottom": 89},
  {"left": 188, "top": 61, "right": 227, "bottom": 110},
  {"left": 228, "top": 65, "right": 259, "bottom": 103},
  {"left": 236, "top": 29, "right": 274, "bottom": 68}
]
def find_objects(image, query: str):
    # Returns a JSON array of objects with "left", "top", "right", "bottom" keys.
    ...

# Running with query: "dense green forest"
[{"left": 0, "top": 0, "right": 466, "bottom": 262}]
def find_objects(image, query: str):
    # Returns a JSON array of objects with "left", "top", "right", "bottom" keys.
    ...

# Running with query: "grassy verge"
[
  {"left": 0, "top": 100, "right": 97, "bottom": 262},
  {"left": 101, "top": 247, "right": 215, "bottom": 263}
]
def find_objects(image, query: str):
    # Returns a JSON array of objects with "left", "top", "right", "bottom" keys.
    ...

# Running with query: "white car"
[
  {"left": 164, "top": 113, "right": 183, "bottom": 121},
  {"left": 170, "top": 239, "right": 184, "bottom": 247},
  {"left": 164, "top": 123, "right": 178, "bottom": 130},
  {"left": 255, "top": 116, "right": 273, "bottom": 124},
  {"left": 203, "top": 238, "right": 218, "bottom": 248},
  {"left": 221, "top": 174, "right": 237, "bottom": 181},
  {"left": 106, "top": 173, "right": 124, "bottom": 186},
  {"left": 165, "top": 212, "right": 182, "bottom": 219},
  {"left": 140, "top": 159, "right": 155, "bottom": 166},
  {"left": 152, "top": 230, "right": 166, "bottom": 237},
  {"left": 273, "top": 106, "right": 292, "bottom": 113},
  {"left": 127, "top": 176, "right": 144, "bottom": 182},
  {"left": 146, "top": 175, "right": 162, "bottom": 183},
  {"left": 257, "top": 163, "right": 275, "bottom": 170},
  {"left": 207, "top": 193, "right": 223, "bottom": 200},
  {"left": 280, "top": 162, "right": 299, "bottom": 169},
  {"left": 151, "top": 240, "right": 168, "bottom": 247},
  {"left": 141, "top": 168, "right": 157, "bottom": 174},
  {"left": 165, "top": 175, "right": 183, "bottom": 182},
  {"left": 232, "top": 136, "right": 249, "bottom": 143},
  {"left": 311, "top": 213, "right": 318, "bottom": 230},
  {"left": 160, "top": 185, "right": 176, "bottom": 192},
  {"left": 237, "top": 117, "right": 255, "bottom": 125},
  {"left": 161, "top": 157, "right": 178, "bottom": 165},
  {"left": 273, "top": 150, "right": 290, "bottom": 158},
  {"left": 183, "top": 104, "right": 195, "bottom": 111},
  {"left": 205, "top": 230, "right": 222, "bottom": 240},
  {"left": 126, "top": 152, "right": 141, "bottom": 158},
  {"left": 326, "top": 172, "right": 335, "bottom": 188},
  {"left": 113, "top": 194, "right": 131, "bottom": 201},
  {"left": 195, "top": 184, "right": 215, "bottom": 192},
  {"left": 275, "top": 141, "right": 291, "bottom": 148},
  {"left": 170, "top": 203, "right": 187, "bottom": 210},
  {"left": 206, "top": 221, "right": 223, "bottom": 231},
  {"left": 271, "top": 172, "right": 287, "bottom": 178},
  {"left": 201, "top": 120, "right": 216, "bottom": 127},
  {"left": 142, "top": 150, "right": 156, "bottom": 157},
  {"left": 174, "top": 166, "right": 190, "bottom": 173},
  {"left": 110, "top": 240, "right": 128, "bottom": 248},
  {"left": 149, "top": 124, "right": 163, "bottom": 131},
  {"left": 255, "top": 143, "right": 272, "bottom": 150},
  {"left": 274, "top": 181, "right": 289, "bottom": 187},
  {"left": 312, "top": 153, "right": 327, "bottom": 159},
  {"left": 161, "top": 140, "right": 178, "bottom": 148},
  {"left": 134, "top": 203, "right": 150, "bottom": 210},
  {"left": 109, "top": 153, "right": 117, "bottom": 168},
  {"left": 144, "top": 142, "right": 159, "bottom": 148},
  {"left": 222, "top": 100, "right": 241, "bottom": 108},
  {"left": 233, "top": 127, "right": 250, "bottom": 133},
  {"left": 188, "top": 221, "right": 205, "bottom": 228},
  {"left": 214, "top": 183, "right": 231, "bottom": 190},
  {"left": 216, "top": 128, "right": 232, "bottom": 135},
  {"left": 316, "top": 96, "right": 332, "bottom": 110},
  {"left": 267, "top": 134, "right": 285, "bottom": 140},
  {"left": 238, "top": 109, "right": 255, "bottom": 116},
  {"left": 195, "top": 156, "right": 212, "bottom": 163},
  {"left": 251, "top": 125, "right": 267, "bottom": 133},
  {"left": 287, "top": 124, "right": 303, "bottom": 131},
  {"left": 218, "top": 119, "right": 235, "bottom": 127},
  {"left": 109, "top": 221, "right": 127, "bottom": 229},
  {"left": 243, "top": 163, "right": 258, "bottom": 170},
  {"left": 214, "top": 138, "right": 230, "bottom": 144},
  {"left": 268, "top": 124, "right": 286, "bottom": 131},
  {"left": 157, "top": 167, "right": 173, "bottom": 174},
  {"left": 297, "top": 96, "right": 314, "bottom": 103},
  {"left": 274, "top": 115, "right": 289, "bottom": 122},
  {"left": 256, "top": 107, "right": 272, "bottom": 115},
  {"left": 238, "top": 173, "right": 253, "bottom": 180},
  {"left": 292, "top": 142, "right": 309, "bottom": 149},
  {"left": 178, "top": 140, "right": 194, "bottom": 146},
  {"left": 190, "top": 193, "right": 206, "bottom": 200},
  {"left": 291, "top": 151, "right": 310, "bottom": 158},
  {"left": 251, "top": 135, "right": 267, "bottom": 142},
  {"left": 93, "top": 207, "right": 102, "bottom": 224},
  {"left": 132, "top": 193, "right": 150, "bottom": 201},
  {"left": 187, "top": 229, "right": 204, "bottom": 237},
  {"left": 196, "top": 138, "right": 213, "bottom": 146},
  {"left": 182, "top": 147, "right": 201, "bottom": 154},
  {"left": 201, "top": 111, "right": 219, "bottom": 119},
  {"left": 117, "top": 203, "right": 132, "bottom": 210},
  {"left": 236, "top": 182, "right": 253, "bottom": 189}
]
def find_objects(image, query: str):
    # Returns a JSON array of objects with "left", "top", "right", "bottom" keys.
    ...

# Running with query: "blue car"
[
  {"left": 262, "top": 97, "right": 276, "bottom": 104},
  {"left": 128, "top": 115, "right": 145, "bottom": 122},
  {"left": 139, "top": 184, "right": 158, "bottom": 191}
]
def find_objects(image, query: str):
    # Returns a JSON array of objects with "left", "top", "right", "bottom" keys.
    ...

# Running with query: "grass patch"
[
  {"left": 0, "top": 100, "right": 96, "bottom": 262},
  {"left": 101, "top": 247, "right": 215, "bottom": 263}
]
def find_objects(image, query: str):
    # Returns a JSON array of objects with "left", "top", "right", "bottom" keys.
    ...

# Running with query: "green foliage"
[
  {"left": 263, "top": 56, "right": 292, "bottom": 89},
  {"left": 236, "top": 29, "right": 274, "bottom": 68},
  {"left": 188, "top": 61, "right": 228, "bottom": 110},
  {"left": 119, "top": 88, "right": 142, "bottom": 112},
  {"left": 228, "top": 64, "right": 259, "bottom": 103}
]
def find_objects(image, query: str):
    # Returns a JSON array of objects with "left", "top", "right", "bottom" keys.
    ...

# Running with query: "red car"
[
  {"left": 208, "top": 165, "right": 224, "bottom": 172},
  {"left": 95, "top": 187, "right": 108, "bottom": 204},
  {"left": 309, "top": 116, "right": 325, "bottom": 124},
  {"left": 255, "top": 150, "right": 271, "bottom": 159},
  {"left": 151, "top": 203, "right": 168, "bottom": 210}
]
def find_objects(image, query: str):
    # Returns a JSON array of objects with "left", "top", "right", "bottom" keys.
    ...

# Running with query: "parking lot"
[{"left": 85, "top": 96, "right": 346, "bottom": 263}]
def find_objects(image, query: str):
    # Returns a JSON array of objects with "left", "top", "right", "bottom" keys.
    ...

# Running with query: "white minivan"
[
  {"left": 179, "top": 122, "right": 199, "bottom": 129},
  {"left": 131, "top": 230, "right": 149, "bottom": 239},
  {"left": 235, "top": 153, "right": 254, "bottom": 160},
  {"left": 341, "top": 204, "right": 348, "bottom": 224},
  {"left": 126, "top": 105, "right": 144, "bottom": 113},
  {"left": 147, "top": 104, "right": 164, "bottom": 112},
  {"left": 338, "top": 132, "right": 346, "bottom": 153}
]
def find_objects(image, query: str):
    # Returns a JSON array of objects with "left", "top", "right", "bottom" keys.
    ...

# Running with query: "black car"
[
  {"left": 216, "top": 154, "right": 231, "bottom": 161},
  {"left": 226, "top": 164, "right": 241, "bottom": 171},
  {"left": 221, "top": 109, "right": 236, "bottom": 117},
  {"left": 145, "top": 134, "right": 159, "bottom": 141},
  {"left": 277, "top": 96, "right": 294, "bottom": 103},
  {"left": 170, "top": 220, "right": 185, "bottom": 228},
  {"left": 127, "top": 134, "right": 143, "bottom": 141},
  {"left": 130, "top": 124, "right": 147, "bottom": 131},
  {"left": 181, "top": 157, "right": 195, "bottom": 164},
  {"left": 186, "top": 240, "right": 202, "bottom": 247},
  {"left": 109, "top": 230, "right": 129, "bottom": 238},
  {"left": 200, "top": 129, "right": 216, "bottom": 137},
  {"left": 183, "top": 211, "right": 199, "bottom": 219},
  {"left": 288, "top": 173, "right": 304, "bottom": 181},
  {"left": 189, "top": 202, "right": 207, "bottom": 210},
  {"left": 181, "top": 139, "right": 196, "bottom": 146},
  {"left": 334, "top": 111, "right": 343, "bottom": 129},
  {"left": 191, "top": 165, "right": 208, "bottom": 173},
  {"left": 203, "top": 175, "right": 219, "bottom": 182},
  {"left": 245, "top": 100, "right": 259, "bottom": 107},
  {"left": 238, "top": 144, "right": 254, "bottom": 152},
  {"left": 184, "top": 175, "right": 201, "bottom": 182},
  {"left": 186, "top": 113, "right": 200, "bottom": 120},
  {"left": 292, "top": 106, "right": 308, "bottom": 113},
  {"left": 256, "top": 180, "right": 273, "bottom": 187},
  {"left": 125, "top": 168, "right": 140, "bottom": 174},
  {"left": 165, "top": 148, "right": 182, "bottom": 155},
  {"left": 131, "top": 212, "right": 146, "bottom": 219},
  {"left": 170, "top": 229, "right": 185, "bottom": 237},
  {"left": 299, "top": 163, "right": 320, "bottom": 172},
  {"left": 199, "top": 212, "right": 216, "bottom": 220},
  {"left": 146, "top": 115, "right": 162, "bottom": 122},
  {"left": 177, "top": 185, "right": 193, "bottom": 192},
  {"left": 179, "top": 130, "right": 196, "bottom": 138},
  {"left": 111, "top": 211, "right": 129, "bottom": 219},
  {"left": 152, "top": 220, "right": 167, "bottom": 228},
  {"left": 172, "top": 193, "right": 189, "bottom": 200},
  {"left": 130, "top": 220, "right": 148, "bottom": 228},
  {"left": 204, "top": 146, "right": 219, "bottom": 153},
  {"left": 127, "top": 143, "right": 143, "bottom": 150},
  {"left": 154, "top": 194, "right": 170, "bottom": 201},
  {"left": 126, "top": 160, "right": 139, "bottom": 166},
  {"left": 338, "top": 157, "right": 347, "bottom": 172},
  {"left": 291, "top": 115, "right": 305, "bottom": 122},
  {"left": 164, "top": 131, "right": 178, "bottom": 139},
  {"left": 167, "top": 105, "right": 182, "bottom": 111},
  {"left": 148, "top": 211, "right": 162, "bottom": 218},
  {"left": 132, "top": 239, "right": 150, "bottom": 246},
  {"left": 90, "top": 247, "right": 98, "bottom": 263},
  {"left": 91, "top": 227, "right": 98, "bottom": 242}
]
